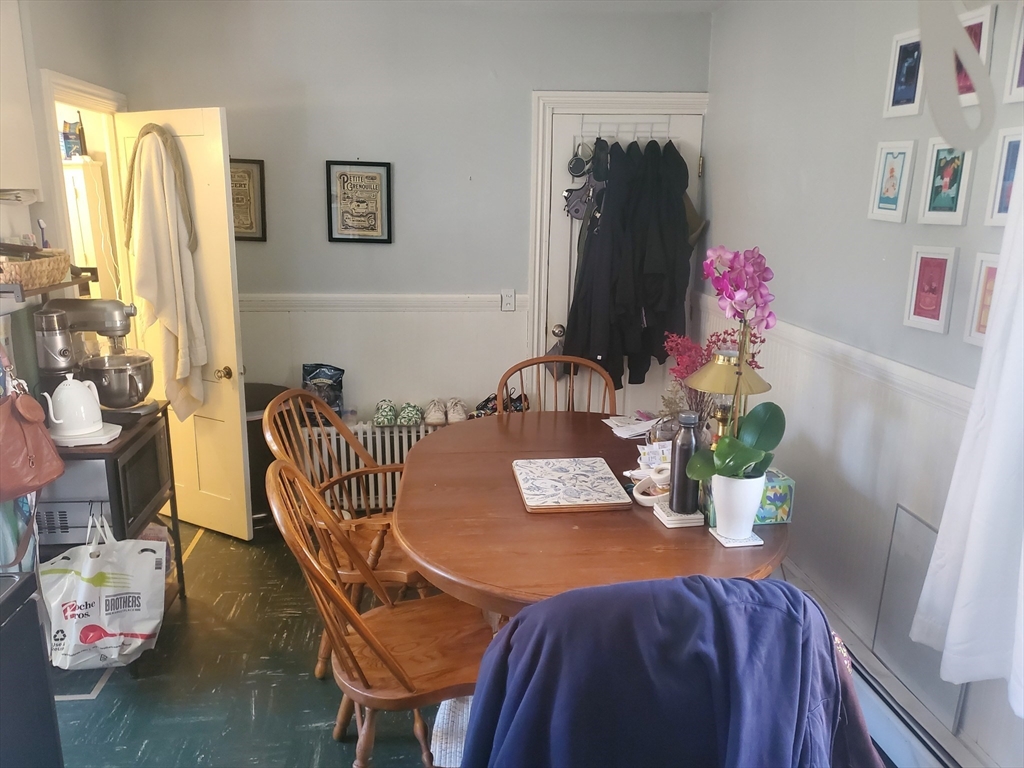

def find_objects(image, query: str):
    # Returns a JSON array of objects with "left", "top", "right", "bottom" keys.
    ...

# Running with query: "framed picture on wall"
[
  {"left": 1005, "top": 3, "right": 1024, "bottom": 103},
  {"left": 884, "top": 29, "right": 924, "bottom": 118},
  {"left": 956, "top": 5, "right": 995, "bottom": 107},
  {"left": 984, "top": 127, "right": 1022, "bottom": 227},
  {"left": 868, "top": 140, "right": 916, "bottom": 222},
  {"left": 919, "top": 138, "right": 973, "bottom": 226},
  {"left": 964, "top": 252, "right": 999, "bottom": 346},
  {"left": 904, "top": 246, "right": 958, "bottom": 334},
  {"left": 326, "top": 161, "right": 392, "bottom": 243},
  {"left": 230, "top": 159, "right": 266, "bottom": 242}
]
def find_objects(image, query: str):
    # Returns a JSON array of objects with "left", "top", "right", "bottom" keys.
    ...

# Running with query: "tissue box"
[{"left": 702, "top": 468, "right": 795, "bottom": 527}]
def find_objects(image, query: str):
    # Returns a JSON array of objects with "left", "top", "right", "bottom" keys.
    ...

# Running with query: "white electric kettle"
[{"left": 42, "top": 374, "right": 103, "bottom": 436}]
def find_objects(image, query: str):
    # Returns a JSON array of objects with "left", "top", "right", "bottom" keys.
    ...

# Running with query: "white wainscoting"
[
  {"left": 695, "top": 293, "right": 1023, "bottom": 767},
  {"left": 238, "top": 293, "right": 531, "bottom": 417}
]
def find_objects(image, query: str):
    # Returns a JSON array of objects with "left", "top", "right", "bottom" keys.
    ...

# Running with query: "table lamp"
[{"left": 683, "top": 349, "right": 770, "bottom": 445}]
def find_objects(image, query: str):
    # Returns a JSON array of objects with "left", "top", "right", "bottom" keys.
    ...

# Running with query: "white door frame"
[{"left": 527, "top": 91, "right": 709, "bottom": 358}]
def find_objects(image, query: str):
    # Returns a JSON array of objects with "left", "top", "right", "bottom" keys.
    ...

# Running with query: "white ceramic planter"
[{"left": 711, "top": 474, "right": 766, "bottom": 540}]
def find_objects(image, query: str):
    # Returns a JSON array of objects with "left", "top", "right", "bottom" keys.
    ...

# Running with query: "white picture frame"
[
  {"left": 964, "top": 252, "right": 999, "bottom": 346},
  {"left": 984, "top": 127, "right": 1023, "bottom": 226},
  {"left": 957, "top": 5, "right": 995, "bottom": 107},
  {"left": 868, "top": 140, "right": 916, "bottom": 222},
  {"left": 884, "top": 29, "right": 924, "bottom": 118},
  {"left": 1005, "top": 3, "right": 1024, "bottom": 104},
  {"left": 919, "top": 137, "right": 973, "bottom": 226},
  {"left": 904, "top": 246, "right": 958, "bottom": 334}
]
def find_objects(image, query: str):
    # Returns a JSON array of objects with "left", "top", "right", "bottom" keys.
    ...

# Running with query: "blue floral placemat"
[{"left": 512, "top": 457, "right": 633, "bottom": 512}]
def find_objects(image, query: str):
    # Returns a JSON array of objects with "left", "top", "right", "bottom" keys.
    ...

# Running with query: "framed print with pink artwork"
[
  {"left": 904, "top": 246, "right": 958, "bottom": 333},
  {"left": 956, "top": 5, "right": 995, "bottom": 107},
  {"left": 964, "top": 253, "right": 998, "bottom": 346}
]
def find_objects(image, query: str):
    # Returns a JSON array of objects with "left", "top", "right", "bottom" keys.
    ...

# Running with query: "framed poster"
[
  {"left": 326, "top": 161, "right": 392, "bottom": 243},
  {"left": 1006, "top": 3, "right": 1024, "bottom": 103},
  {"left": 868, "top": 140, "right": 916, "bottom": 222},
  {"left": 956, "top": 5, "right": 995, "bottom": 107},
  {"left": 904, "top": 246, "right": 958, "bottom": 334},
  {"left": 919, "top": 138, "right": 973, "bottom": 225},
  {"left": 884, "top": 29, "right": 924, "bottom": 118},
  {"left": 230, "top": 159, "right": 266, "bottom": 242},
  {"left": 964, "top": 252, "right": 998, "bottom": 346},
  {"left": 984, "top": 127, "right": 1022, "bottom": 227}
]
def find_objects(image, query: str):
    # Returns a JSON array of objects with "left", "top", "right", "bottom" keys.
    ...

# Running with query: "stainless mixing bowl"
[{"left": 79, "top": 352, "right": 154, "bottom": 409}]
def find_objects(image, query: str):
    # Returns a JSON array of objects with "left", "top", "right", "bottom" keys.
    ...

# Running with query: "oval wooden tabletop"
[{"left": 392, "top": 411, "right": 789, "bottom": 616}]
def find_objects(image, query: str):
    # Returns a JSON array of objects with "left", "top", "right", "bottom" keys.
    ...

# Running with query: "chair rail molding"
[{"left": 238, "top": 293, "right": 529, "bottom": 313}]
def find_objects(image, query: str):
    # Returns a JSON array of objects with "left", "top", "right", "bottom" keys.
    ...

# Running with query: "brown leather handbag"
[{"left": 0, "top": 344, "right": 64, "bottom": 503}]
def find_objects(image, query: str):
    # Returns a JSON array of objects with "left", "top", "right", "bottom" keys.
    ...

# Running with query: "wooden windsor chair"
[
  {"left": 262, "top": 388, "right": 429, "bottom": 680},
  {"left": 496, "top": 354, "right": 617, "bottom": 415},
  {"left": 266, "top": 460, "right": 493, "bottom": 768}
]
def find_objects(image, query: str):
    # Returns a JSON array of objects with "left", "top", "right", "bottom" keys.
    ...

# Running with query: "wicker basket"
[{"left": 0, "top": 250, "right": 71, "bottom": 290}]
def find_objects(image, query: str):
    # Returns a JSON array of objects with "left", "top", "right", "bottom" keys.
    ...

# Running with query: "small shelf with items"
[{"left": 0, "top": 266, "right": 98, "bottom": 302}]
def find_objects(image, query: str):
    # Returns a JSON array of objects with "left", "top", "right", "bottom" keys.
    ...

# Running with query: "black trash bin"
[{"left": 245, "top": 382, "right": 289, "bottom": 529}]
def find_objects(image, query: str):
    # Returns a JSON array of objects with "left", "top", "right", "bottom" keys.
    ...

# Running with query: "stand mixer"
[{"left": 35, "top": 298, "right": 156, "bottom": 415}]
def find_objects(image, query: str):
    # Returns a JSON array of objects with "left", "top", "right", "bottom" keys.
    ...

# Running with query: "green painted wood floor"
[{"left": 52, "top": 521, "right": 438, "bottom": 767}]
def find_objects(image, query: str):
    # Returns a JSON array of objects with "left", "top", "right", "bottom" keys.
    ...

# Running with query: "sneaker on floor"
[
  {"left": 373, "top": 399, "right": 398, "bottom": 426},
  {"left": 446, "top": 398, "right": 468, "bottom": 423},
  {"left": 424, "top": 398, "right": 447, "bottom": 426},
  {"left": 396, "top": 402, "right": 424, "bottom": 426}
]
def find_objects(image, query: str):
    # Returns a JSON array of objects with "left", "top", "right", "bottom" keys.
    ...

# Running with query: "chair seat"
[
  {"left": 320, "top": 527, "right": 426, "bottom": 586},
  {"left": 332, "top": 593, "right": 493, "bottom": 711}
]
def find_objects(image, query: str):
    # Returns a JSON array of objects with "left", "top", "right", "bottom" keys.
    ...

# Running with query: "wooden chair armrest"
[{"left": 317, "top": 464, "right": 404, "bottom": 495}]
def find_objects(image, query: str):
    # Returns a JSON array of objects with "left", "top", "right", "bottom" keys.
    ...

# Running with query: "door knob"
[
  {"left": 551, "top": 324, "right": 565, "bottom": 338},
  {"left": 214, "top": 366, "right": 233, "bottom": 380}
]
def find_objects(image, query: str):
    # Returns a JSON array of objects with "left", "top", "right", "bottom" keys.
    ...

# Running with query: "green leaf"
[
  {"left": 737, "top": 402, "right": 786, "bottom": 452},
  {"left": 713, "top": 436, "right": 766, "bottom": 478},
  {"left": 686, "top": 448, "right": 717, "bottom": 481},
  {"left": 747, "top": 451, "right": 774, "bottom": 478}
]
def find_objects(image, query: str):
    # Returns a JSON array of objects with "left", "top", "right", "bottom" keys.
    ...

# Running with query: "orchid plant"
[{"left": 685, "top": 246, "right": 786, "bottom": 482}]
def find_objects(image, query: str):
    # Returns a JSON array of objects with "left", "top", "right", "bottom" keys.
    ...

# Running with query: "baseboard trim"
[
  {"left": 238, "top": 293, "right": 530, "bottom": 313},
  {"left": 695, "top": 293, "right": 973, "bottom": 418}
]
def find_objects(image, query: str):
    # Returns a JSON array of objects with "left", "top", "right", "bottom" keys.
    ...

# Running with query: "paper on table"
[{"left": 611, "top": 418, "right": 661, "bottom": 439}]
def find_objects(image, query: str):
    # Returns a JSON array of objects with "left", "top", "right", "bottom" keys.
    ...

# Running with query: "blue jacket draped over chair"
[{"left": 461, "top": 576, "right": 874, "bottom": 768}]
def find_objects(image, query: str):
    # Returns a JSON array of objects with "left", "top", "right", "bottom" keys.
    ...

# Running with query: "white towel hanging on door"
[{"left": 126, "top": 127, "right": 208, "bottom": 420}]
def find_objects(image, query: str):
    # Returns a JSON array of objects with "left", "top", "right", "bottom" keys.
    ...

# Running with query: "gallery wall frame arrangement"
[
  {"left": 956, "top": 4, "right": 995, "bottom": 107},
  {"left": 868, "top": 140, "right": 916, "bottom": 222},
  {"left": 326, "top": 160, "right": 393, "bottom": 243},
  {"left": 919, "top": 138, "right": 973, "bottom": 226},
  {"left": 984, "top": 127, "right": 1022, "bottom": 227},
  {"left": 904, "top": 245, "right": 958, "bottom": 334},
  {"left": 884, "top": 29, "right": 924, "bottom": 118},
  {"left": 230, "top": 158, "right": 266, "bottom": 242},
  {"left": 1005, "top": 2, "right": 1024, "bottom": 103},
  {"left": 964, "top": 252, "right": 999, "bottom": 346}
]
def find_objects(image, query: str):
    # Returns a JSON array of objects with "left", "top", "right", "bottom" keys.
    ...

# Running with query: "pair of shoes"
[
  {"left": 468, "top": 393, "right": 498, "bottom": 420},
  {"left": 373, "top": 399, "right": 398, "bottom": 426},
  {"left": 424, "top": 398, "right": 469, "bottom": 427},
  {"left": 396, "top": 403, "right": 424, "bottom": 426}
]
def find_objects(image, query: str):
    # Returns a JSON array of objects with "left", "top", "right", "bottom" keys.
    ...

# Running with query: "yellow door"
[{"left": 113, "top": 107, "right": 252, "bottom": 540}]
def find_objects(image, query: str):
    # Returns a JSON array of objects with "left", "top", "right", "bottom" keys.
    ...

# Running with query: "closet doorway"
[{"left": 529, "top": 92, "right": 707, "bottom": 416}]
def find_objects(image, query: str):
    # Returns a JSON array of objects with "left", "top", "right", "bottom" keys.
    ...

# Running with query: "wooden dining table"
[{"left": 392, "top": 411, "right": 789, "bottom": 616}]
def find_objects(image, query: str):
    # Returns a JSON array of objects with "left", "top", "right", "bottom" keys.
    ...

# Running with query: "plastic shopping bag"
[{"left": 39, "top": 514, "right": 166, "bottom": 669}]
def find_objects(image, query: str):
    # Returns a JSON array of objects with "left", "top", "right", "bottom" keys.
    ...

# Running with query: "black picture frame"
[
  {"left": 230, "top": 158, "right": 267, "bottom": 242},
  {"left": 326, "top": 160, "right": 392, "bottom": 243}
]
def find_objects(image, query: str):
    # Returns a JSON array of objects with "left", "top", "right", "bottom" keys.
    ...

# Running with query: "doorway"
[{"left": 528, "top": 91, "right": 708, "bottom": 417}]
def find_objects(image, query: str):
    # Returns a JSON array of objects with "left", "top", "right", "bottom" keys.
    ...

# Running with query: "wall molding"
[
  {"left": 695, "top": 292, "right": 973, "bottom": 418},
  {"left": 238, "top": 292, "right": 529, "bottom": 313}
]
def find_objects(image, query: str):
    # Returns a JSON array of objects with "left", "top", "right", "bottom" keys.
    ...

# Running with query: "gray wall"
[
  {"left": 110, "top": 0, "right": 712, "bottom": 296},
  {"left": 703, "top": 0, "right": 1022, "bottom": 388}
]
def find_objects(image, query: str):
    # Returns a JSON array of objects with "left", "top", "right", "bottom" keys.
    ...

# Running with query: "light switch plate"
[{"left": 500, "top": 289, "right": 515, "bottom": 312}]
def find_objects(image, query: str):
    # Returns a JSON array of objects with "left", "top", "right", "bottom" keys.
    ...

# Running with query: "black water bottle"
[{"left": 670, "top": 411, "right": 700, "bottom": 514}]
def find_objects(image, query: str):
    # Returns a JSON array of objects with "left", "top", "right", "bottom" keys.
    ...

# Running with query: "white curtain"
[{"left": 910, "top": 148, "right": 1024, "bottom": 719}]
